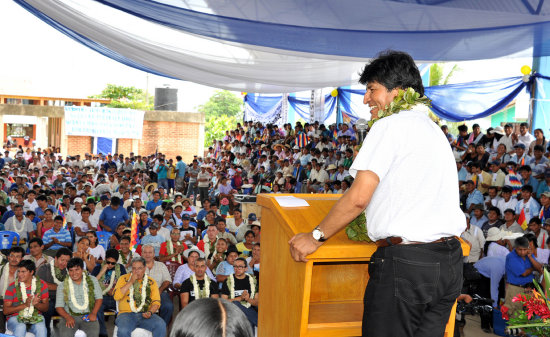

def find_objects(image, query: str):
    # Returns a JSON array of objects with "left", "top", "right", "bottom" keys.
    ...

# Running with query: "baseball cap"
[{"left": 248, "top": 213, "right": 257, "bottom": 221}]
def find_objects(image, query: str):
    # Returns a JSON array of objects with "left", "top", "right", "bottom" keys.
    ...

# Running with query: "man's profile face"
[{"left": 364, "top": 81, "right": 399, "bottom": 119}]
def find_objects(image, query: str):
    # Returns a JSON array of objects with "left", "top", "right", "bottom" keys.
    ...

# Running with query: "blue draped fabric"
[
  {"left": 249, "top": 75, "right": 543, "bottom": 124},
  {"left": 95, "top": 0, "right": 550, "bottom": 61},
  {"left": 244, "top": 94, "right": 284, "bottom": 125}
]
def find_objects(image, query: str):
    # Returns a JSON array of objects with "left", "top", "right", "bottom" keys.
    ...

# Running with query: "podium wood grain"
[{"left": 256, "top": 194, "right": 464, "bottom": 337}]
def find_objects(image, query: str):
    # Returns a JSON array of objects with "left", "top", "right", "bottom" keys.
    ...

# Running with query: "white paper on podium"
[{"left": 274, "top": 196, "right": 310, "bottom": 207}]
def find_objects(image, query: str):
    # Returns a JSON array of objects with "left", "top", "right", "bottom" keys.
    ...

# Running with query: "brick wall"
[
  {"left": 138, "top": 121, "right": 200, "bottom": 162},
  {"left": 65, "top": 122, "right": 201, "bottom": 161},
  {"left": 67, "top": 136, "right": 92, "bottom": 156},
  {"left": 117, "top": 139, "right": 133, "bottom": 156}
]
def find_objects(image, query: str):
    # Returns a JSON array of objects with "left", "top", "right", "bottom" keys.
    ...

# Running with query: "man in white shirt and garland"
[
  {"left": 55, "top": 257, "right": 103, "bottom": 337},
  {"left": 289, "top": 51, "right": 465, "bottom": 337}
]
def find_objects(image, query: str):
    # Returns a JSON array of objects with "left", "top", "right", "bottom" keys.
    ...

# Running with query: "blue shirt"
[
  {"left": 521, "top": 176, "right": 539, "bottom": 193},
  {"left": 140, "top": 234, "right": 165, "bottom": 256},
  {"left": 466, "top": 189, "right": 484, "bottom": 210},
  {"left": 474, "top": 256, "right": 506, "bottom": 306},
  {"left": 176, "top": 161, "right": 187, "bottom": 178},
  {"left": 34, "top": 206, "right": 57, "bottom": 219},
  {"left": 99, "top": 206, "right": 129, "bottom": 232},
  {"left": 146, "top": 200, "right": 162, "bottom": 212},
  {"left": 470, "top": 215, "right": 488, "bottom": 229},
  {"left": 43, "top": 227, "right": 72, "bottom": 250},
  {"left": 156, "top": 164, "right": 168, "bottom": 180},
  {"left": 196, "top": 209, "right": 208, "bottom": 221},
  {"left": 515, "top": 197, "right": 540, "bottom": 223},
  {"left": 457, "top": 167, "right": 468, "bottom": 182},
  {"left": 505, "top": 250, "right": 534, "bottom": 286},
  {"left": 536, "top": 181, "right": 550, "bottom": 199}
]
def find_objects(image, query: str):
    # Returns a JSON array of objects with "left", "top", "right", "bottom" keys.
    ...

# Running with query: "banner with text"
[{"left": 64, "top": 106, "right": 144, "bottom": 139}]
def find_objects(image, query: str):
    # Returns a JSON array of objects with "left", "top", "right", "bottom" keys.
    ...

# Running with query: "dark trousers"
[
  {"left": 98, "top": 295, "right": 117, "bottom": 336},
  {"left": 44, "top": 299, "right": 57, "bottom": 337},
  {"left": 362, "top": 237, "right": 463, "bottom": 337}
]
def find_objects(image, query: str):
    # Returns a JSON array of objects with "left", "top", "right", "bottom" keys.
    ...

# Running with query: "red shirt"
[
  {"left": 4, "top": 279, "right": 49, "bottom": 317},
  {"left": 159, "top": 241, "right": 188, "bottom": 259}
]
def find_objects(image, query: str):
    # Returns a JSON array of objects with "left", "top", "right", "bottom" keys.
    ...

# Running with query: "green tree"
[
  {"left": 204, "top": 115, "right": 238, "bottom": 147},
  {"left": 90, "top": 84, "right": 154, "bottom": 110},
  {"left": 198, "top": 90, "right": 243, "bottom": 146}
]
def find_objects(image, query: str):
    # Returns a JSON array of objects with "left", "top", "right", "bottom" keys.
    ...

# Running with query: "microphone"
[{"left": 356, "top": 119, "right": 368, "bottom": 144}]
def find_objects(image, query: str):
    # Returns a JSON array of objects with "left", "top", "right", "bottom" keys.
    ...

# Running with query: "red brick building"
[{"left": 0, "top": 94, "right": 205, "bottom": 161}]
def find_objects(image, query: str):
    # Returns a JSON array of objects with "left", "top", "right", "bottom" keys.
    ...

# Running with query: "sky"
[{"left": 0, "top": 0, "right": 535, "bottom": 115}]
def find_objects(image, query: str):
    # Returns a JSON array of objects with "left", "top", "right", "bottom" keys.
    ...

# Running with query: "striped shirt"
[
  {"left": 4, "top": 279, "right": 49, "bottom": 318},
  {"left": 43, "top": 228, "right": 72, "bottom": 250}
]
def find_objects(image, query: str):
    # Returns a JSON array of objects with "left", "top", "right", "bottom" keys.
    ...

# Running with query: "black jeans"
[{"left": 362, "top": 237, "right": 463, "bottom": 337}]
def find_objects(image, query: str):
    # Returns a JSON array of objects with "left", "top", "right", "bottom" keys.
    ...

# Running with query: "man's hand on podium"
[{"left": 289, "top": 233, "right": 323, "bottom": 262}]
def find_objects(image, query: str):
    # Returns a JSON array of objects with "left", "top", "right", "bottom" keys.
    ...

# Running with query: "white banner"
[{"left": 64, "top": 106, "right": 144, "bottom": 139}]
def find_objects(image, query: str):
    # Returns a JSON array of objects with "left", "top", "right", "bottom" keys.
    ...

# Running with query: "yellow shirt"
[
  {"left": 113, "top": 274, "right": 161, "bottom": 314},
  {"left": 167, "top": 165, "right": 176, "bottom": 179}
]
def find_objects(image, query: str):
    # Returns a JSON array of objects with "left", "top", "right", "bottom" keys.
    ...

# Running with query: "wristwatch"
[{"left": 312, "top": 226, "right": 327, "bottom": 242}]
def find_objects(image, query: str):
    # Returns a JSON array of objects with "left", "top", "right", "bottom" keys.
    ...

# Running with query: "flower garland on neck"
[
  {"left": 167, "top": 240, "right": 184, "bottom": 264},
  {"left": 15, "top": 276, "right": 43, "bottom": 324},
  {"left": 50, "top": 263, "right": 66, "bottom": 286},
  {"left": 346, "top": 87, "right": 430, "bottom": 243},
  {"left": 98, "top": 263, "right": 121, "bottom": 295},
  {"left": 190, "top": 274, "right": 210, "bottom": 300},
  {"left": 119, "top": 250, "right": 132, "bottom": 265},
  {"left": 2, "top": 265, "right": 17, "bottom": 299},
  {"left": 63, "top": 274, "right": 95, "bottom": 315},
  {"left": 227, "top": 274, "right": 255, "bottom": 308},
  {"left": 129, "top": 275, "right": 152, "bottom": 313},
  {"left": 367, "top": 87, "right": 431, "bottom": 128},
  {"left": 12, "top": 217, "right": 26, "bottom": 234},
  {"left": 203, "top": 236, "right": 218, "bottom": 258}
]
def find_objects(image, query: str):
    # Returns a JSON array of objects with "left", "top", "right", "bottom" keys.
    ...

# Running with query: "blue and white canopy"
[{"left": 14, "top": 0, "right": 550, "bottom": 92}]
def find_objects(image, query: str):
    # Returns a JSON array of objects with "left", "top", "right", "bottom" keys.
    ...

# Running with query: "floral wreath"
[
  {"left": 227, "top": 274, "right": 256, "bottom": 308},
  {"left": 119, "top": 250, "right": 132, "bottom": 265},
  {"left": 15, "top": 276, "right": 43, "bottom": 324},
  {"left": 129, "top": 274, "right": 152, "bottom": 313},
  {"left": 63, "top": 274, "right": 95, "bottom": 315},
  {"left": 190, "top": 274, "right": 210, "bottom": 300},
  {"left": 98, "top": 262, "right": 121, "bottom": 295},
  {"left": 167, "top": 240, "right": 185, "bottom": 264},
  {"left": 50, "top": 263, "right": 66, "bottom": 286}
]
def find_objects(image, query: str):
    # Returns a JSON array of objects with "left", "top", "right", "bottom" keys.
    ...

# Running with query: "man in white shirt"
[
  {"left": 496, "top": 186, "right": 518, "bottom": 215},
  {"left": 517, "top": 122, "right": 535, "bottom": 148},
  {"left": 461, "top": 214, "right": 485, "bottom": 263},
  {"left": 289, "top": 51, "right": 465, "bottom": 337}
]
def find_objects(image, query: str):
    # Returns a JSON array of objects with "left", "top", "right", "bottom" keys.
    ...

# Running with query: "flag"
[
  {"left": 295, "top": 133, "right": 308, "bottom": 148},
  {"left": 518, "top": 208, "right": 528, "bottom": 230},
  {"left": 539, "top": 207, "right": 545, "bottom": 222},
  {"left": 8, "top": 176, "right": 14, "bottom": 184},
  {"left": 130, "top": 211, "right": 140, "bottom": 251},
  {"left": 214, "top": 147, "right": 220, "bottom": 159},
  {"left": 57, "top": 204, "right": 67, "bottom": 228},
  {"left": 332, "top": 128, "right": 338, "bottom": 140},
  {"left": 507, "top": 170, "right": 522, "bottom": 196},
  {"left": 342, "top": 111, "right": 351, "bottom": 124},
  {"left": 520, "top": 157, "right": 525, "bottom": 167},
  {"left": 471, "top": 174, "right": 478, "bottom": 188}
]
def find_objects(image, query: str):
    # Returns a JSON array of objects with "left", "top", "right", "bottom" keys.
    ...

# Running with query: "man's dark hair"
[
  {"left": 67, "top": 257, "right": 85, "bottom": 270},
  {"left": 487, "top": 207, "right": 501, "bottom": 217},
  {"left": 358, "top": 50, "right": 424, "bottom": 96},
  {"left": 234, "top": 257, "right": 247, "bottom": 267},
  {"left": 9, "top": 246, "right": 25, "bottom": 256},
  {"left": 520, "top": 122, "right": 528, "bottom": 128},
  {"left": 55, "top": 247, "right": 73, "bottom": 259},
  {"left": 514, "top": 236, "right": 529, "bottom": 249},
  {"left": 28, "top": 237, "right": 44, "bottom": 247},
  {"left": 518, "top": 165, "right": 532, "bottom": 172},
  {"left": 105, "top": 248, "right": 120, "bottom": 261},
  {"left": 36, "top": 195, "right": 47, "bottom": 202},
  {"left": 120, "top": 235, "right": 131, "bottom": 243},
  {"left": 521, "top": 185, "right": 533, "bottom": 193},
  {"left": 54, "top": 215, "right": 64, "bottom": 222},
  {"left": 529, "top": 217, "right": 542, "bottom": 225},
  {"left": 110, "top": 196, "right": 121, "bottom": 206},
  {"left": 458, "top": 125, "right": 468, "bottom": 133},
  {"left": 153, "top": 214, "right": 163, "bottom": 221},
  {"left": 18, "top": 260, "right": 36, "bottom": 274},
  {"left": 534, "top": 145, "right": 545, "bottom": 152},
  {"left": 523, "top": 233, "right": 538, "bottom": 249}
]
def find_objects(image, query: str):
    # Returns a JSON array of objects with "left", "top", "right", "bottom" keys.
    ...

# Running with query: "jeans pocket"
[
  {"left": 393, "top": 257, "right": 440, "bottom": 305},
  {"left": 368, "top": 257, "right": 385, "bottom": 283}
]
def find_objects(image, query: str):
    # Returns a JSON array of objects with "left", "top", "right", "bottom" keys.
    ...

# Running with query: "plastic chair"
[
  {"left": 0, "top": 231, "right": 20, "bottom": 249},
  {"left": 96, "top": 231, "right": 113, "bottom": 250},
  {"left": 164, "top": 261, "right": 183, "bottom": 307}
]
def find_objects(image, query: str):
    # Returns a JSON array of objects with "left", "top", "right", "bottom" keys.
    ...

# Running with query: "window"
[{"left": 6, "top": 124, "right": 33, "bottom": 138}]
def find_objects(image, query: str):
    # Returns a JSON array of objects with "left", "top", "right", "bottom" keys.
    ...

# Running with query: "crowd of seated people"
[
  {"left": 0, "top": 120, "right": 548, "bottom": 336},
  {"left": 453, "top": 122, "right": 550, "bottom": 334}
]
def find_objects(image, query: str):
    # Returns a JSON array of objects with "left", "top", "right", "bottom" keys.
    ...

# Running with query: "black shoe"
[
  {"left": 482, "top": 327, "right": 491, "bottom": 333},
  {"left": 100, "top": 334, "right": 108, "bottom": 337}
]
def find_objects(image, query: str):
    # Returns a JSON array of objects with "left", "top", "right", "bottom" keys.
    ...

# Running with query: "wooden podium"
[{"left": 257, "top": 194, "right": 467, "bottom": 337}]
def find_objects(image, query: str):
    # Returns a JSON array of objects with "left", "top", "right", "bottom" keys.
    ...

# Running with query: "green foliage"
[
  {"left": 204, "top": 115, "right": 238, "bottom": 147},
  {"left": 367, "top": 87, "right": 431, "bottom": 128},
  {"left": 90, "top": 84, "right": 153, "bottom": 110},
  {"left": 198, "top": 90, "right": 243, "bottom": 121},
  {"left": 345, "top": 212, "right": 372, "bottom": 242},
  {"left": 199, "top": 90, "right": 243, "bottom": 146}
]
